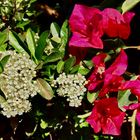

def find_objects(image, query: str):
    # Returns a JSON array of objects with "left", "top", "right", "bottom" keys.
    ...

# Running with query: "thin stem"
[
  {"left": 123, "top": 46, "right": 140, "bottom": 50},
  {"left": 131, "top": 110, "right": 137, "bottom": 140}
]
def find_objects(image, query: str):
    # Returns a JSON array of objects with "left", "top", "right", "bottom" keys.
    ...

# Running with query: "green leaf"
[
  {"left": 59, "top": 20, "right": 69, "bottom": 52},
  {"left": 78, "top": 66, "right": 90, "bottom": 75},
  {"left": 0, "top": 32, "right": 7, "bottom": 46},
  {"left": 16, "top": 20, "right": 31, "bottom": 30},
  {"left": 64, "top": 56, "right": 76, "bottom": 74},
  {"left": 70, "top": 65, "right": 80, "bottom": 74},
  {"left": 57, "top": 60, "right": 64, "bottom": 73},
  {"left": 0, "top": 44, "right": 7, "bottom": 51},
  {"left": 0, "top": 63, "right": 3, "bottom": 74},
  {"left": 51, "top": 36, "right": 61, "bottom": 43},
  {"left": 79, "top": 122, "right": 89, "bottom": 128},
  {"left": 118, "top": 90, "right": 137, "bottom": 111},
  {"left": 45, "top": 52, "right": 63, "bottom": 63},
  {"left": 35, "top": 31, "right": 49, "bottom": 60},
  {"left": 0, "top": 55, "right": 10, "bottom": 68},
  {"left": 122, "top": 0, "right": 140, "bottom": 13},
  {"left": 9, "top": 31, "right": 26, "bottom": 53},
  {"left": 83, "top": 60, "right": 93, "bottom": 70},
  {"left": 50, "top": 22, "right": 60, "bottom": 37},
  {"left": 87, "top": 92, "right": 99, "bottom": 103},
  {"left": 26, "top": 28, "right": 36, "bottom": 58},
  {"left": 36, "top": 78, "right": 54, "bottom": 100}
]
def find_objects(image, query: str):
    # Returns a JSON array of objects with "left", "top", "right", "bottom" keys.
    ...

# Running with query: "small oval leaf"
[
  {"left": 36, "top": 78, "right": 54, "bottom": 100},
  {"left": 50, "top": 22, "right": 60, "bottom": 37},
  {"left": 57, "top": 60, "right": 64, "bottom": 73},
  {"left": 87, "top": 92, "right": 98, "bottom": 103}
]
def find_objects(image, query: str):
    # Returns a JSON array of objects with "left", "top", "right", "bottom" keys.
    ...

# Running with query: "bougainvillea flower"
[
  {"left": 120, "top": 79, "right": 140, "bottom": 99},
  {"left": 124, "top": 103, "right": 140, "bottom": 125},
  {"left": 86, "top": 53, "right": 107, "bottom": 91},
  {"left": 86, "top": 98, "right": 125, "bottom": 135},
  {"left": 102, "top": 8, "right": 135, "bottom": 39},
  {"left": 87, "top": 49, "right": 127, "bottom": 95},
  {"left": 98, "top": 74, "right": 124, "bottom": 98},
  {"left": 69, "top": 4, "right": 135, "bottom": 50},
  {"left": 69, "top": 4, "right": 104, "bottom": 49}
]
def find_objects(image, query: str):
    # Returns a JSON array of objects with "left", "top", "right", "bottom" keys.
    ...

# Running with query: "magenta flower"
[
  {"left": 86, "top": 49, "right": 128, "bottom": 97},
  {"left": 69, "top": 4, "right": 104, "bottom": 49},
  {"left": 86, "top": 98, "right": 125, "bottom": 135},
  {"left": 102, "top": 8, "right": 135, "bottom": 39},
  {"left": 69, "top": 4, "right": 135, "bottom": 49},
  {"left": 98, "top": 74, "right": 124, "bottom": 98},
  {"left": 86, "top": 53, "right": 107, "bottom": 91},
  {"left": 120, "top": 79, "right": 140, "bottom": 99}
]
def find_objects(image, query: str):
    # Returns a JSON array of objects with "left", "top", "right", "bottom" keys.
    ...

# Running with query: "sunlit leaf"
[
  {"left": 26, "top": 28, "right": 36, "bottom": 58},
  {"left": 0, "top": 32, "right": 7, "bottom": 46},
  {"left": 78, "top": 66, "right": 90, "bottom": 75},
  {"left": 50, "top": 22, "right": 60, "bottom": 37},
  {"left": 59, "top": 20, "right": 69, "bottom": 52},
  {"left": 57, "top": 60, "right": 64, "bottom": 73},
  {"left": 9, "top": 31, "right": 26, "bottom": 53},
  {"left": 40, "top": 119, "right": 48, "bottom": 129},
  {"left": 118, "top": 90, "right": 137, "bottom": 111},
  {"left": 87, "top": 92, "right": 98, "bottom": 103},
  {"left": 37, "top": 78, "right": 54, "bottom": 100},
  {"left": 122, "top": 0, "right": 140, "bottom": 13},
  {"left": 0, "top": 44, "right": 7, "bottom": 52}
]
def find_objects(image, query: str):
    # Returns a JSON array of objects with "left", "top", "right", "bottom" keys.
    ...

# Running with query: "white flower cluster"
[
  {"left": 52, "top": 73, "right": 87, "bottom": 107},
  {"left": 0, "top": 51, "right": 39, "bottom": 118}
]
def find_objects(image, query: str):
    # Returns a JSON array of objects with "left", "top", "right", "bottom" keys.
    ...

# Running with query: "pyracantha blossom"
[
  {"left": 86, "top": 49, "right": 127, "bottom": 97},
  {"left": 123, "top": 103, "right": 140, "bottom": 126},
  {"left": 69, "top": 4, "right": 135, "bottom": 50},
  {"left": 102, "top": 8, "right": 135, "bottom": 39},
  {"left": 52, "top": 73, "right": 87, "bottom": 107},
  {"left": 0, "top": 51, "right": 39, "bottom": 117},
  {"left": 86, "top": 98, "right": 125, "bottom": 135},
  {"left": 69, "top": 4, "right": 103, "bottom": 49}
]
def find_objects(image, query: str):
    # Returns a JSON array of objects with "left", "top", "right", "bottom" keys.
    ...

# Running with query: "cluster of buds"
[
  {"left": 52, "top": 73, "right": 87, "bottom": 107},
  {"left": 0, "top": 51, "right": 39, "bottom": 117}
]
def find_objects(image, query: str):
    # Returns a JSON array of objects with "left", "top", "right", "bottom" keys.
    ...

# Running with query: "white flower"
[
  {"left": 53, "top": 73, "right": 87, "bottom": 107},
  {"left": 0, "top": 51, "right": 39, "bottom": 117}
]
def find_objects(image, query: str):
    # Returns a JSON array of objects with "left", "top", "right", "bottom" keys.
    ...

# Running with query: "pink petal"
[
  {"left": 105, "top": 49, "right": 127, "bottom": 76},
  {"left": 102, "top": 8, "right": 134, "bottom": 39},
  {"left": 102, "top": 113, "right": 125, "bottom": 135},
  {"left": 99, "top": 74, "right": 124, "bottom": 97},
  {"left": 124, "top": 103, "right": 140, "bottom": 110},
  {"left": 121, "top": 80, "right": 140, "bottom": 98},
  {"left": 69, "top": 31, "right": 103, "bottom": 49},
  {"left": 92, "top": 53, "right": 107, "bottom": 66},
  {"left": 69, "top": 4, "right": 101, "bottom": 34},
  {"left": 123, "top": 12, "right": 135, "bottom": 24}
]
